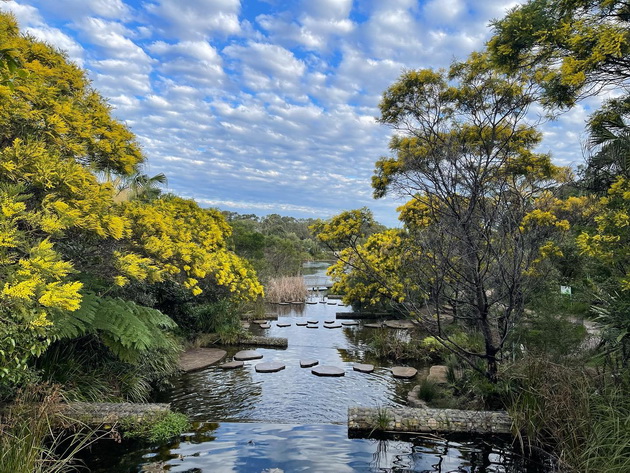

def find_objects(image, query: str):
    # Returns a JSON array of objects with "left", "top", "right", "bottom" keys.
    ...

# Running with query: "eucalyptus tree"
[{"left": 370, "top": 55, "right": 569, "bottom": 381}]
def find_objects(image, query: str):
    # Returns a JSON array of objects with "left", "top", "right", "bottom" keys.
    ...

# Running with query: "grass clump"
[
  {"left": 119, "top": 411, "right": 190, "bottom": 444},
  {"left": 265, "top": 276, "right": 308, "bottom": 303}
]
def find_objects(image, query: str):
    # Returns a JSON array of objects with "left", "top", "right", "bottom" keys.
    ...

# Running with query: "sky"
[{"left": 1, "top": 0, "right": 598, "bottom": 226}]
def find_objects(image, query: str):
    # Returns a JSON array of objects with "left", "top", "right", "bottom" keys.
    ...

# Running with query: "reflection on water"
[
  {"left": 84, "top": 266, "right": 549, "bottom": 472},
  {"left": 84, "top": 423, "right": 545, "bottom": 473}
]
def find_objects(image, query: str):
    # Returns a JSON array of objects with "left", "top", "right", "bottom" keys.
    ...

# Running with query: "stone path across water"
[
  {"left": 234, "top": 350, "right": 263, "bottom": 361},
  {"left": 179, "top": 348, "right": 227, "bottom": 372}
]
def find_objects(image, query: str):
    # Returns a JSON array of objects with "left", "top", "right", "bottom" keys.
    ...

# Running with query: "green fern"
[{"left": 50, "top": 294, "right": 178, "bottom": 363}]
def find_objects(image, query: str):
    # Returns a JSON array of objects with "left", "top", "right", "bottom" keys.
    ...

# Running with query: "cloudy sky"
[{"left": 2, "top": 0, "right": 596, "bottom": 226}]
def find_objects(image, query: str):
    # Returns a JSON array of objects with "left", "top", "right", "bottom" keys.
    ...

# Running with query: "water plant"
[
  {"left": 119, "top": 411, "right": 190, "bottom": 444},
  {"left": 265, "top": 276, "right": 308, "bottom": 303},
  {"left": 370, "top": 406, "right": 393, "bottom": 434}
]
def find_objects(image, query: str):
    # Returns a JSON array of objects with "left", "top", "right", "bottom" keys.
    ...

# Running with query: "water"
[{"left": 84, "top": 262, "right": 548, "bottom": 472}]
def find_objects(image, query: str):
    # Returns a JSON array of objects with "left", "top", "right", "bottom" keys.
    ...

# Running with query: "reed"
[{"left": 265, "top": 276, "right": 308, "bottom": 303}]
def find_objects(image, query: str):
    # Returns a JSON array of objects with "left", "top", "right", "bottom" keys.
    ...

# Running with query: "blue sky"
[{"left": 2, "top": 0, "right": 597, "bottom": 226}]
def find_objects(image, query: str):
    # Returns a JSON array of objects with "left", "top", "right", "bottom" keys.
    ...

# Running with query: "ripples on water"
[{"left": 84, "top": 264, "right": 549, "bottom": 472}]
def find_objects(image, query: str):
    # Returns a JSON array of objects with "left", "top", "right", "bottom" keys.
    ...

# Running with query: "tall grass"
[
  {"left": 507, "top": 357, "right": 630, "bottom": 472},
  {"left": 265, "top": 276, "right": 308, "bottom": 303},
  {"left": 0, "top": 385, "right": 98, "bottom": 473}
]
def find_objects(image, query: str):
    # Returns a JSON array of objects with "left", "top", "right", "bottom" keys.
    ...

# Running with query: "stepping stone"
[
  {"left": 253, "top": 320, "right": 267, "bottom": 324},
  {"left": 296, "top": 321, "right": 308, "bottom": 326},
  {"left": 290, "top": 301, "right": 303, "bottom": 305},
  {"left": 279, "top": 302, "right": 289, "bottom": 305},
  {"left": 365, "top": 323, "right": 383, "bottom": 329},
  {"left": 220, "top": 360, "right": 244, "bottom": 370},
  {"left": 307, "top": 320, "right": 318, "bottom": 324},
  {"left": 353, "top": 363, "right": 374, "bottom": 373},
  {"left": 312, "top": 365, "right": 345, "bottom": 377},
  {"left": 234, "top": 350, "right": 263, "bottom": 361},
  {"left": 341, "top": 321, "right": 358, "bottom": 326},
  {"left": 324, "top": 320, "right": 335, "bottom": 324},
  {"left": 276, "top": 322, "right": 291, "bottom": 327},
  {"left": 300, "top": 359, "right": 319, "bottom": 368},
  {"left": 255, "top": 362, "right": 285, "bottom": 373},
  {"left": 306, "top": 301, "right": 317, "bottom": 305},
  {"left": 324, "top": 324, "right": 342, "bottom": 329},
  {"left": 327, "top": 302, "right": 337, "bottom": 305},
  {"left": 384, "top": 320, "right": 416, "bottom": 329},
  {"left": 427, "top": 365, "right": 449, "bottom": 384},
  {"left": 179, "top": 348, "right": 227, "bottom": 372},
  {"left": 259, "top": 323, "right": 271, "bottom": 329},
  {"left": 392, "top": 367, "right": 417, "bottom": 379},
  {"left": 306, "top": 325, "right": 318, "bottom": 329},
  {"left": 318, "top": 301, "right": 327, "bottom": 304}
]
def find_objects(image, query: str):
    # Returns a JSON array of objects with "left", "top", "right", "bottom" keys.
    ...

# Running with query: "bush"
[{"left": 119, "top": 411, "right": 190, "bottom": 444}]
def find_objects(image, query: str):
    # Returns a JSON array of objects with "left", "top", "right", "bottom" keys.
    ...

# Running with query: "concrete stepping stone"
[
  {"left": 279, "top": 302, "right": 289, "bottom": 305},
  {"left": 318, "top": 301, "right": 327, "bottom": 304},
  {"left": 296, "top": 321, "right": 308, "bottom": 326},
  {"left": 290, "top": 301, "right": 303, "bottom": 305},
  {"left": 179, "top": 348, "right": 227, "bottom": 372},
  {"left": 384, "top": 320, "right": 416, "bottom": 329},
  {"left": 220, "top": 360, "right": 244, "bottom": 370},
  {"left": 253, "top": 319, "right": 268, "bottom": 324},
  {"left": 259, "top": 323, "right": 271, "bottom": 329},
  {"left": 276, "top": 322, "right": 291, "bottom": 327},
  {"left": 300, "top": 359, "right": 319, "bottom": 368},
  {"left": 324, "top": 324, "right": 342, "bottom": 329},
  {"left": 306, "top": 301, "right": 317, "bottom": 305},
  {"left": 327, "top": 302, "right": 337, "bottom": 305},
  {"left": 365, "top": 323, "right": 383, "bottom": 329},
  {"left": 234, "top": 350, "right": 263, "bottom": 361},
  {"left": 307, "top": 320, "right": 318, "bottom": 324},
  {"left": 255, "top": 362, "right": 285, "bottom": 373},
  {"left": 312, "top": 365, "right": 345, "bottom": 377},
  {"left": 427, "top": 365, "right": 449, "bottom": 384},
  {"left": 341, "top": 321, "right": 358, "bottom": 326},
  {"left": 306, "top": 325, "right": 318, "bottom": 329},
  {"left": 392, "top": 366, "right": 417, "bottom": 379},
  {"left": 353, "top": 363, "right": 374, "bottom": 373},
  {"left": 324, "top": 320, "right": 335, "bottom": 324}
]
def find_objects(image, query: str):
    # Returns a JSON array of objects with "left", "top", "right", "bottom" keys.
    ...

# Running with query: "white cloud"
[{"left": 145, "top": 0, "right": 241, "bottom": 39}]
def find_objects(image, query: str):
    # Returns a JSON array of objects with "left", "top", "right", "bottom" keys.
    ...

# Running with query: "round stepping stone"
[
  {"left": 306, "top": 325, "right": 318, "bottom": 329},
  {"left": 384, "top": 320, "right": 416, "bottom": 329},
  {"left": 306, "top": 301, "right": 317, "bottom": 305},
  {"left": 290, "top": 301, "right": 303, "bottom": 305},
  {"left": 318, "top": 301, "right": 326, "bottom": 304},
  {"left": 365, "top": 323, "right": 383, "bottom": 329},
  {"left": 220, "top": 360, "right": 244, "bottom": 370},
  {"left": 279, "top": 302, "right": 289, "bottom": 305},
  {"left": 296, "top": 321, "right": 308, "bottom": 326},
  {"left": 353, "top": 363, "right": 374, "bottom": 373},
  {"left": 324, "top": 324, "right": 342, "bottom": 329},
  {"left": 276, "top": 322, "right": 291, "bottom": 327},
  {"left": 259, "top": 323, "right": 271, "bottom": 329},
  {"left": 307, "top": 320, "right": 318, "bottom": 324},
  {"left": 391, "top": 366, "right": 418, "bottom": 379},
  {"left": 312, "top": 365, "right": 345, "bottom": 377},
  {"left": 327, "top": 302, "right": 337, "bottom": 305},
  {"left": 255, "top": 362, "right": 285, "bottom": 373},
  {"left": 253, "top": 320, "right": 267, "bottom": 324},
  {"left": 341, "top": 321, "right": 358, "bottom": 326},
  {"left": 324, "top": 320, "right": 335, "bottom": 324},
  {"left": 300, "top": 359, "right": 319, "bottom": 368},
  {"left": 234, "top": 350, "right": 263, "bottom": 361}
]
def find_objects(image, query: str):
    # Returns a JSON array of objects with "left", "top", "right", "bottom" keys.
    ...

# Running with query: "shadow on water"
[{"left": 83, "top": 263, "right": 552, "bottom": 472}]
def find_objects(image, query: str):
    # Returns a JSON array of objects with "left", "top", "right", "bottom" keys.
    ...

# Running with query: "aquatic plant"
[{"left": 265, "top": 276, "right": 308, "bottom": 303}]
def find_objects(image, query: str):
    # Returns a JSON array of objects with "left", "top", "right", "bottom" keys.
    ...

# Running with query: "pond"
[{"left": 83, "top": 263, "right": 549, "bottom": 472}]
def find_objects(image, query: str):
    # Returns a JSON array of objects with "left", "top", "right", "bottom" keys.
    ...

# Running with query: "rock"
[
  {"left": 300, "top": 359, "right": 319, "bottom": 368},
  {"left": 384, "top": 320, "right": 416, "bottom": 329},
  {"left": 234, "top": 350, "right": 263, "bottom": 361},
  {"left": 407, "top": 385, "right": 428, "bottom": 408},
  {"left": 296, "top": 321, "right": 308, "bottom": 326},
  {"left": 220, "top": 360, "right": 244, "bottom": 370},
  {"left": 259, "top": 323, "right": 271, "bottom": 329},
  {"left": 392, "top": 366, "right": 417, "bottom": 379},
  {"left": 364, "top": 323, "right": 383, "bottom": 329},
  {"left": 353, "top": 363, "right": 374, "bottom": 373},
  {"left": 179, "top": 348, "right": 227, "bottom": 372},
  {"left": 255, "top": 362, "right": 285, "bottom": 373},
  {"left": 241, "top": 321, "right": 251, "bottom": 329},
  {"left": 307, "top": 320, "right": 318, "bottom": 324},
  {"left": 312, "top": 365, "right": 345, "bottom": 377},
  {"left": 341, "top": 321, "right": 358, "bottom": 326},
  {"left": 276, "top": 322, "right": 291, "bottom": 327},
  {"left": 324, "top": 324, "right": 342, "bottom": 329},
  {"left": 427, "top": 365, "right": 449, "bottom": 384}
]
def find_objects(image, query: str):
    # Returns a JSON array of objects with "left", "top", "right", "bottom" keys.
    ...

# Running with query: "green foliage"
[
  {"left": 417, "top": 379, "right": 439, "bottom": 403},
  {"left": 119, "top": 411, "right": 190, "bottom": 444}
]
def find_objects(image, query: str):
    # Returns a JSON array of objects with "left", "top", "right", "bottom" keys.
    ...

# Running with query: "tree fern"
[{"left": 50, "top": 293, "right": 178, "bottom": 363}]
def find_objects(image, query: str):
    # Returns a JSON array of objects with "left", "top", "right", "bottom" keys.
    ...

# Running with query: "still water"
[{"left": 84, "top": 263, "right": 547, "bottom": 472}]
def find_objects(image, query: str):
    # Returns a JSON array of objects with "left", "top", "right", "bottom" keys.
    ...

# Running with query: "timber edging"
[
  {"left": 348, "top": 407, "right": 513, "bottom": 435},
  {"left": 238, "top": 335, "right": 288, "bottom": 348}
]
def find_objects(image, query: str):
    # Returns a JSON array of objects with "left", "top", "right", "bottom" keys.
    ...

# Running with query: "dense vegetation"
[{"left": 313, "top": 0, "right": 630, "bottom": 469}]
